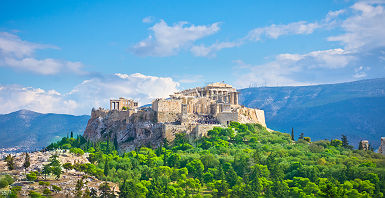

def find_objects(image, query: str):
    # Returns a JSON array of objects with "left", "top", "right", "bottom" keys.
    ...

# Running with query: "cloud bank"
[
  {"left": 0, "top": 73, "right": 180, "bottom": 115},
  {"left": 0, "top": 32, "right": 85, "bottom": 75}
]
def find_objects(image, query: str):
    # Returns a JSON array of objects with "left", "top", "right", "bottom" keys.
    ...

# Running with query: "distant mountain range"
[
  {"left": 0, "top": 110, "right": 89, "bottom": 149},
  {"left": 239, "top": 78, "right": 385, "bottom": 148}
]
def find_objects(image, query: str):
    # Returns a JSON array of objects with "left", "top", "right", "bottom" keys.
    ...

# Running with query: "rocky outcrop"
[
  {"left": 83, "top": 108, "right": 163, "bottom": 151},
  {"left": 83, "top": 106, "right": 267, "bottom": 152}
]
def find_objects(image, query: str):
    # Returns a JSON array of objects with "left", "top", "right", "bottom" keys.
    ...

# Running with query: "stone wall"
[
  {"left": 216, "top": 112, "right": 238, "bottom": 125},
  {"left": 193, "top": 124, "right": 220, "bottom": 139},
  {"left": 156, "top": 112, "right": 180, "bottom": 123},
  {"left": 152, "top": 99, "right": 182, "bottom": 113}
]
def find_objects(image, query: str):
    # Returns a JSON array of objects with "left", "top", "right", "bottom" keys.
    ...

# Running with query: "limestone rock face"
[{"left": 83, "top": 108, "right": 163, "bottom": 151}]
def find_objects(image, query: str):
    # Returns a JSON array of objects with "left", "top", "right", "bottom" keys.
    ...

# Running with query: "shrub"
[
  {"left": 43, "top": 188, "right": 52, "bottom": 195},
  {"left": 0, "top": 179, "right": 8, "bottom": 188},
  {"left": 26, "top": 172, "right": 37, "bottom": 181},
  {"left": 52, "top": 185, "right": 62, "bottom": 192},
  {"left": 70, "top": 148, "right": 85, "bottom": 156},
  {"left": 38, "top": 181, "right": 50, "bottom": 186},
  {"left": 29, "top": 191, "right": 42, "bottom": 198}
]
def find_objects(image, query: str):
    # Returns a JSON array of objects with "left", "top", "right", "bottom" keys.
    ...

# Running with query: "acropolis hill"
[{"left": 83, "top": 82, "right": 266, "bottom": 151}]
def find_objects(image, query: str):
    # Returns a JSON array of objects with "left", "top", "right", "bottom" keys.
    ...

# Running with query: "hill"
[
  {"left": 0, "top": 110, "right": 90, "bottom": 150},
  {"left": 239, "top": 78, "right": 385, "bottom": 148}
]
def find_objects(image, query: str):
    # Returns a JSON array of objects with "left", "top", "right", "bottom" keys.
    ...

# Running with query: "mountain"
[
  {"left": 239, "top": 78, "right": 385, "bottom": 148},
  {"left": 0, "top": 109, "right": 90, "bottom": 149}
]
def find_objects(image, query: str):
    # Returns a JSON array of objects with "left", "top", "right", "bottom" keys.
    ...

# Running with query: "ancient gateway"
[{"left": 83, "top": 82, "right": 266, "bottom": 151}]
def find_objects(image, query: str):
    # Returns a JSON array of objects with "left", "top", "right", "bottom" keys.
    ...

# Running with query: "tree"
[
  {"left": 291, "top": 128, "right": 295, "bottom": 141},
  {"left": 5, "top": 154, "right": 15, "bottom": 170},
  {"left": 42, "top": 165, "right": 51, "bottom": 180},
  {"left": 358, "top": 140, "right": 363, "bottom": 150},
  {"left": 104, "top": 159, "right": 110, "bottom": 177},
  {"left": 186, "top": 159, "right": 204, "bottom": 179},
  {"left": 341, "top": 134, "right": 349, "bottom": 148},
  {"left": 70, "top": 131, "right": 74, "bottom": 138},
  {"left": 75, "top": 178, "right": 84, "bottom": 198},
  {"left": 51, "top": 166, "right": 62, "bottom": 180},
  {"left": 114, "top": 133, "right": 119, "bottom": 151},
  {"left": 63, "top": 162, "right": 73, "bottom": 172},
  {"left": 99, "top": 181, "right": 113, "bottom": 198},
  {"left": 23, "top": 153, "right": 31, "bottom": 174}
]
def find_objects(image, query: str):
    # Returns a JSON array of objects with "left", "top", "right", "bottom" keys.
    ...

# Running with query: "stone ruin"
[
  {"left": 360, "top": 140, "right": 369, "bottom": 151},
  {"left": 110, "top": 97, "right": 138, "bottom": 111},
  {"left": 84, "top": 82, "right": 266, "bottom": 151},
  {"left": 379, "top": 137, "right": 385, "bottom": 156}
]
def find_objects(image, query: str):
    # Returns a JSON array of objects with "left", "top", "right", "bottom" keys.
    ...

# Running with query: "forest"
[{"left": 44, "top": 122, "right": 385, "bottom": 197}]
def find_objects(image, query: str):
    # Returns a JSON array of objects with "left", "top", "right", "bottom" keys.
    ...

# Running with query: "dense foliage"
[{"left": 47, "top": 122, "right": 385, "bottom": 197}]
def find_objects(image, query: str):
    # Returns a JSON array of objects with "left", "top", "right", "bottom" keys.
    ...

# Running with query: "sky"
[{"left": 0, "top": 0, "right": 385, "bottom": 115}]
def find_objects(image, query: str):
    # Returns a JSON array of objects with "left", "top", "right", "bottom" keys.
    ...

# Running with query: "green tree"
[
  {"left": 5, "top": 154, "right": 15, "bottom": 170},
  {"left": 42, "top": 165, "right": 51, "bottom": 180},
  {"left": 341, "top": 134, "right": 349, "bottom": 148},
  {"left": 99, "top": 181, "right": 113, "bottom": 198},
  {"left": 104, "top": 159, "right": 110, "bottom": 177},
  {"left": 291, "top": 128, "right": 295, "bottom": 141},
  {"left": 186, "top": 159, "right": 204, "bottom": 179},
  {"left": 23, "top": 152, "right": 31, "bottom": 174}
]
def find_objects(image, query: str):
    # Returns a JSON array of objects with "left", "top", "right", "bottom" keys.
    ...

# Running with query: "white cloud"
[
  {"left": 234, "top": 48, "right": 355, "bottom": 88},
  {"left": 353, "top": 65, "right": 370, "bottom": 78},
  {"left": 0, "top": 32, "right": 85, "bottom": 75},
  {"left": 142, "top": 16, "right": 154, "bottom": 23},
  {"left": 0, "top": 73, "right": 180, "bottom": 115},
  {"left": 247, "top": 21, "right": 321, "bottom": 41},
  {"left": 132, "top": 20, "right": 220, "bottom": 56},
  {"left": 0, "top": 85, "right": 78, "bottom": 114},
  {"left": 190, "top": 41, "right": 241, "bottom": 57},
  {"left": 328, "top": 1, "right": 385, "bottom": 51}
]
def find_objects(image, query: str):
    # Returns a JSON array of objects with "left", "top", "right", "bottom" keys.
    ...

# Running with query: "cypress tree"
[
  {"left": 114, "top": 133, "right": 119, "bottom": 151},
  {"left": 70, "top": 131, "right": 74, "bottom": 138},
  {"left": 358, "top": 140, "right": 363, "bottom": 150},
  {"left": 23, "top": 152, "right": 31, "bottom": 174},
  {"left": 291, "top": 128, "right": 295, "bottom": 141},
  {"left": 104, "top": 159, "right": 109, "bottom": 177},
  {"left": 341, "top": 135, "right": 348, "bottom": 148}
]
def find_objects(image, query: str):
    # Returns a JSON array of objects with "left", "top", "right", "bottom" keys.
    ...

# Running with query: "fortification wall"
[
  {"left": 152, "top": 99, "right": 182, "bottom": 113},
  {"left": 193, "top": 124, "right": 220, "bottom": 138},
  {"left": 217, "top": 112, "right": 238, "bottom": 125}
]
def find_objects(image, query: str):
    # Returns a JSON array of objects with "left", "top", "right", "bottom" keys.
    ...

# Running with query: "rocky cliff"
[{"left": 83, "top": 108, "right": 164, "bottom": 151}]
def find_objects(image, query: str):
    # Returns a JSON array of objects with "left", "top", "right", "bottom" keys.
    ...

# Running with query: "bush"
[
  {"left": 52, "top": 185, "right": 62, "bottom": 192},
  {"left": 0, "top": 179, "right": 8, "bottom": 188},
  {"left": 70, "top": 148, "right": 85, "bottom": 156},
  {"left": 26, "top": 172, "right": 37, "bottom": 181},
  {"left": 29, "top": 190, "right": 42, "bottom": 198},
  {"left": 43, "top": 188, "right": 52, "bottom": 195},
  {"left": 38, "top": 181, "right": 50, "bottom": 186},
  {"left": 0, "top": 175, "right": 14, "bottom": 185}
]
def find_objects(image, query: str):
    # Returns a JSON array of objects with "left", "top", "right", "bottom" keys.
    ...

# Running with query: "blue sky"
[{"left": 0, "top": 0, "right": 385, "bottom": 114}]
